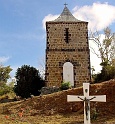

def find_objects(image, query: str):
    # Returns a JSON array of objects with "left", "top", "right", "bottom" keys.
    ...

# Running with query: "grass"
[
  {"left": 0, "top": 102, "right": 115, "bottom": 124},
  {"left": 0, "top": 112, "right": 115, "bottom": 124},
  {"left": 0, "top": 111, "right": 83, "bottom": 124}
]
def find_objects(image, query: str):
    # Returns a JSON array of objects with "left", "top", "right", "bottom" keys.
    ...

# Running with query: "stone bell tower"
[{"left": 45, "top": 5, "right": 91, "bottom": 87}]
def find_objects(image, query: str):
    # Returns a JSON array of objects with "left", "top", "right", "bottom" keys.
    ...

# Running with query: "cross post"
[
  {"left": 67, "top": 83, "right": 106, "bottom": 124},
  {"left": 64, "top": 3, "right": 68, "bottom": 7}
]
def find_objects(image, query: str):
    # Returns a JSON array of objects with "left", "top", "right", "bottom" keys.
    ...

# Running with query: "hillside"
[{"left": 0, "top": 79, "right": 115, "bottom": 124}]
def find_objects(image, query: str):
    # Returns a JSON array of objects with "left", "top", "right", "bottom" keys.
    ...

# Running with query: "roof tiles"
[{"left": 53, "top": 6, "right": 81, "bottom": 22}]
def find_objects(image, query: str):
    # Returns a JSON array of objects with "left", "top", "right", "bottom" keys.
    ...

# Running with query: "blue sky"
[{"left": 0, "top": 0, "right": 115, "bottom": 79}]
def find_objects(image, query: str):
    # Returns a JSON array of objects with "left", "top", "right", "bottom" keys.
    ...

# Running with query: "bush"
[
  {"left": 60, "top": 81, "right": 71, "bottom": 90},
  {"left": 94, "top": 65, "right": 115, "bottom": 83},
  {"left": 0, "top": 84, "right": 13, "bottom": 96}
]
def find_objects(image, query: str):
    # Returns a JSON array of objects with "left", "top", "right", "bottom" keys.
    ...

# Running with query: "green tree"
[
  {"left": 90, "top": 27, "right": 115, "bottom": 82},
  {"left": 14, "top": 65, "right": 45, "bottom": 98},
  {"left": 0, "top": 83, "right": 13, "bottom": 96},
  {"left": 94, "top": 65, "right": 115, "bottom": 83},
  {"left": 0, "top": 65, "right": 12, "bottom": 84},
  {"left": 0, "top": 65, "right": 13, "bottom": 96}
]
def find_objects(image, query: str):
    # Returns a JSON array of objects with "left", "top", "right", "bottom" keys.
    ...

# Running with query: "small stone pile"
[{"left": 40, "top": 86, "right": 60, "bottom": 95}]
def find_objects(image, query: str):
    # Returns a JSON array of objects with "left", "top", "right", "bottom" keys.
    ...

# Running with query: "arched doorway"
[{"left": 63, "top": 62, "right": 74, "bottom": 87}]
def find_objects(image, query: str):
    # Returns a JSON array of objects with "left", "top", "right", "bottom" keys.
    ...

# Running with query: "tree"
[
  {"left": 0, "top": 83, "right": 13, "bottom": 96},
  {"left": 0, "top": 65, "right": 12, "bottom": 84},
  {"left": 14, "top": 65, "right": 45, "bottom": 98},
  {"left": 89, "top": 27, "right": 115, "bottom": 65},
  {"left": 89, "top": 27, "right": 115, "bottom": 82},
  {"left": 0, "top": 65, "right": 13, "bottom": 95}
]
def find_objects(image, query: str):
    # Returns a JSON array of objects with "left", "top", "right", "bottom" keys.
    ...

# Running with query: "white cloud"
[
  {"left": 89, "top": 39, "right": 101, "bottom": 73},
  {"left": 42, "top": 14, "right": 59, "bottom": 29},
  {"left": 90, "top": 52, "right": 102, "bottom": 73},
  {"left": 0, "top": 56, "right": 10, "bottom": 64},
  {"left": 89, "top": 34, "right": 106, "bottom": 73},
  {"left": 42, "top": 2, "right": 115, "bottom": 31},
  {"left": 73, "top": 2, "right": 115, "bottom": 31}
]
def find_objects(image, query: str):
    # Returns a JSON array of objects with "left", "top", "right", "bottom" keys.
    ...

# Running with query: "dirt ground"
[
  {"left": 0, "top": 112, "right": 115, "bottom": 124},
  {"left": 0, "top": 79, "right": 115, "bottom": 124}
]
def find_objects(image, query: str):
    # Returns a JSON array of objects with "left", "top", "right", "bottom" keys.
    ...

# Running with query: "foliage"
[
  {"left": 14, "top": 65, "right": 45, "bottom": 98},
  {"left": 91, "top": 107, "right": 99, "bottom": 120},
  {"left": 0, "top": 64, "right": 13, "bottom": 96},
  {"left": 60, "top": 81, "right": 71, "bottom": 90},
  {"left": 93, "top": 65, "right": 115, "bottom": 83},
  {"left": 0, "top": 65, "right": 12, "bottom": 83},
  {"left": 0, "top": 83, "right": 13, "bottom": 96},
  {"left": 90, "top": 27, "right": 115, "bottom": 82}
]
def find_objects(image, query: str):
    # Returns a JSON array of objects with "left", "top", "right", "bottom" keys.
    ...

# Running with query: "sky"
[{"left": 0, "top": 0, "right": 115, "bottom": 79}]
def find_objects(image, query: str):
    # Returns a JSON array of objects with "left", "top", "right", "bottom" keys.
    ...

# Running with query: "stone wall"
[{"left": 45, "top": 22, "right": 91, "bottom": 87}]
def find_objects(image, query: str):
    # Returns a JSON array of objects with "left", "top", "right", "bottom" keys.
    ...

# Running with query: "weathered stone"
[
  {"left": 41, "top": 87, "right": 60, "bottom": 95},
  {"left": 45, "top": 6, "right": 91, "bottom": 87}
]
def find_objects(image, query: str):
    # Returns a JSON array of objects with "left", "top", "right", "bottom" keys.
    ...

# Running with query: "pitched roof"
[{"left": 53, "top": 6, "right": 81, "bottom": 22}]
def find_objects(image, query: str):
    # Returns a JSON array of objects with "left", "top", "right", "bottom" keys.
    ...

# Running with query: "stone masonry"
[{"left": 45, "top": 6, "right": 91, "bottom": 87}]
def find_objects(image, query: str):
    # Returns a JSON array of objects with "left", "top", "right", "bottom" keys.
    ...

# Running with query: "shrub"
[
  {"left": 0, "top": 84, "right": 13, "bottom": 96},
  {"left": 60, "top": 81, "right": 71, "bottom": 90},
  {"left": 94, "top": 65, "right": 115, "bottom": 83}
]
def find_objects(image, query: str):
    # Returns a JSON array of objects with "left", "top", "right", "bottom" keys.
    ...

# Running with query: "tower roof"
[{"left": 53, "top": 5, "right": 81, "bottom": 22}]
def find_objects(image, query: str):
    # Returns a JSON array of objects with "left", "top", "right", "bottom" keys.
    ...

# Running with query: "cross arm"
[
  {"left": 67, "top": 95, "right": 84, "bottom": 102},
  {"left": 89, "top": 95, "right": 106, "bottom": 102}
]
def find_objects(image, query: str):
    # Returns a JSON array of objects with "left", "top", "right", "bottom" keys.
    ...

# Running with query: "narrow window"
[{"left": 65, "top": 28, "right": 69, "bottom": 43}]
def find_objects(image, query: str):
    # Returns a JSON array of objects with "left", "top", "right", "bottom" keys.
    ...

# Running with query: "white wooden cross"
[{"left": 67, "top": 83, "right": 106, "bottom": 124}]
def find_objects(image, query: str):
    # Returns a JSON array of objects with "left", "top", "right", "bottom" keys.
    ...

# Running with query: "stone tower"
[{"left": 45, "top": 5, "right": 91, "bottom": 87}]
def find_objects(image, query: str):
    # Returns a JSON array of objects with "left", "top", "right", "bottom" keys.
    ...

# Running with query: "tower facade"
[{"left": 45, "top": 6, "right": 91, "bottom": 87}]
